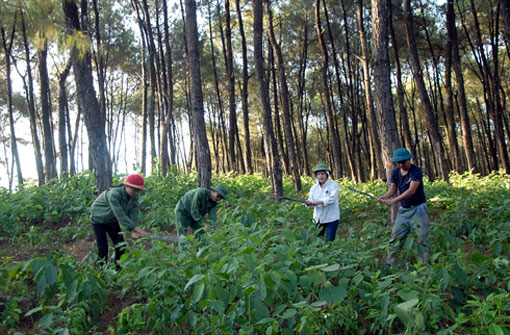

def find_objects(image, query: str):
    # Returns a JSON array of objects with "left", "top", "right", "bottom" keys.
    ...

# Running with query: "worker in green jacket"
[
  {"left": 174, "top": 185, "right": 228, "bottom": 236},
  {"left": 90, "top": 174, "right": 149, "bottom": 266}
]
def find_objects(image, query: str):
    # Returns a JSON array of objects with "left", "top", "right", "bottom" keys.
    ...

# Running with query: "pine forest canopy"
[{"left": 1, "top": 0, "right": 509, "bottom": 192}]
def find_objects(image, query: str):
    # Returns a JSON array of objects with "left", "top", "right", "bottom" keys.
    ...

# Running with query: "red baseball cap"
[{"left": 123, "top": 174, "right": 145, "bottom": 190}]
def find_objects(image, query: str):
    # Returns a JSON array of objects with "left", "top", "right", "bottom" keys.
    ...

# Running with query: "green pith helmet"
[
  {"left": 313, "top": 163, "right": 330, "bottom": 174},
  {"left": 212, "top": 185, "right": 228, "bottom": 199},
  {"left": 391, "top": 148, "right": 414, "bottom": 163}
]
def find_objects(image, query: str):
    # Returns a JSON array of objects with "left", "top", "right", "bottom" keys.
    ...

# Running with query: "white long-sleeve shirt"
[{"left": 307, "top": 179, "right": 340, "bottom": 224}]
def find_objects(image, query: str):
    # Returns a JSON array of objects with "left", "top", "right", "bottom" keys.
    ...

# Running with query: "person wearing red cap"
[{"left": 90, "top": 174, "right": 149, "bottom": 266}]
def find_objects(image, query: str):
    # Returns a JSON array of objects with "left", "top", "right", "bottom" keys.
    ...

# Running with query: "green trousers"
[{"left": 174, "top": 209, "right": 203, "bottom": 236}]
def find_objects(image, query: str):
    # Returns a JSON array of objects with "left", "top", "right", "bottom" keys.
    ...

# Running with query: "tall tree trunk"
[
  {"left": 253, "top": 0, "right": 283, "bottom": 196},
  {"left": 154, "top": 0, "right": 165, "bottom": 168},
  {"left": 63, "top": 0, "right": 112, "bottom": 192},
  {"left": 218, "top": 101, "right": 229, "bottom": 173},
  {"left": 69, "top": 99, "right": 81, "bottom": 176},
  {"left": 157, "top": 0, "right": 169, "bottom": 176},
  {"left": 444, "top": 37, "right": 461, "bottom": 172},
  {"left": 185, "top": 0, "right": 212, "bottom": 187},
  {"left": 235, "top": 0, "right": 253, "bottom": 174},
  {"left": 268, "top": 44, "right": 289, "bottom": 174},
  {"left": 140, "top": 0, "right": 158, "bottom": 171},
  {"left": 216, "top": 1, "right": 232, "bottom": 172},
  {"left": 296, "top": 15, "right": 311, "bottom": 176},
  {"left": 141, "top": 63, "right": 149, "bottom": 174},
  {"left": 133, "top": 0, "right": 148, "bottom": 174},
  {"left": 224, "top": 0, "right": 243, "bottom": 173},
  {"left": 339, "top": 0, "right": 357, "bottom": 180},
  {"left": 58, "top": 60, "right": 72, "bottom": 175},
  {"left": 487, "top": 3, "right": 510, "bottom": 173},
  {"left": 357, "top": 0, "right": 383, "bottom": 180},
  {"left": 208, "top": 105, "right": 220, "bottom": 173},
  {"left": 160, "top": 0, "right": 176, "bottom": 174},
  {"left": 92, "top": 0, "right": 106, "bottom": 121},
  {"left": 447, "top": 0, "right": 476, "bottom": 172},
  {"left": 371, "top": 0, "right": 400, "bottom": 167},
  {"left": 38, "top": 42, "right": 58, "bottom": 180},
  {"left": 388, "top": 0, "right": 414, "bottom": 157},
  {"left": 315, "top": 0, "right": 342, "bottom": 178},
  {"left": 409, "top": 91, "right": 423, "bottom": 163},
  {"left": 214, "top": 105, "right": 227, "bottom": 174},
  {"left": 20, "top": 10, "right": 44, "bottom": 184},
  {"left": 207, "top": 1, "right": 229, "bottom": 172},
  {"left": 403, "top": 0, "right": 449, "bottom": 179},
  {"left": 265, "top": 0, "right": 302, "bottom": 191},
  {"left": 159, "top": 105, "right": 171, "bottom": 176},
  {"left": 372, "top": 0, "right": 400, "bottom": 223},
  {"left": 2, "top": 25, "right": 24, "bottom": 186}
]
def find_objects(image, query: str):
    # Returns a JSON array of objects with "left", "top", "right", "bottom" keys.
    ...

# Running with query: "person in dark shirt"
[{"left": 377, "top": 148, "right": 430, "bottom": 266}]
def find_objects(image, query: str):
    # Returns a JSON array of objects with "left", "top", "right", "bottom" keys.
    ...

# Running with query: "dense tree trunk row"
[{"left": 2, "top": 0, "right": 510, "bottom": 192}]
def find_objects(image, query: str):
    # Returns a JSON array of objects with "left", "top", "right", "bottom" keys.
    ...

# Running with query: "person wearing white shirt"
[{"left": 306, "top": 163, "right": 340, "bottom": 241}]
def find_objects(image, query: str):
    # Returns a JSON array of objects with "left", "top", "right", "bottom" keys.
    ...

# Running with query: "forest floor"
[{"left": 0, "top": 222, "right": 180, "bottom": 263}]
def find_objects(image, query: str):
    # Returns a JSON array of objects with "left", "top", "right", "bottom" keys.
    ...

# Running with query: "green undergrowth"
[{"left": 1, "top": 171, "right": 509, "bottom": 334}]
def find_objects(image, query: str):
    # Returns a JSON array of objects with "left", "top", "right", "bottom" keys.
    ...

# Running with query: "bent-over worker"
[
  {"left": 174, "top": 185, "right": 228, "bottom": 237},
  {"left": 90, "top": 174, "right": 149, "bottom": 266}
]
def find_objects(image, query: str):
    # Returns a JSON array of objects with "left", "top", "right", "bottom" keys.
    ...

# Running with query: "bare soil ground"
[{"left": 63, "top": 235, "right": 95, "bottom": 261}]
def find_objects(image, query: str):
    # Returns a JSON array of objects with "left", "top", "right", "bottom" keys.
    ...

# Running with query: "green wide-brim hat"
[
  {"left": 391, "top": 148, "right": 414, "bottom": 163},
  {"left": 212, "top": 185, "right": 228, "bottom": 199},
  {"left": 313, "top": 163, "right": 330, "bottom": 173}
]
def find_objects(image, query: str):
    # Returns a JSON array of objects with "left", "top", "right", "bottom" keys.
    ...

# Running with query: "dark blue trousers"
[{"left": 316, "top": 220, "right": 339, "bottom": 242}]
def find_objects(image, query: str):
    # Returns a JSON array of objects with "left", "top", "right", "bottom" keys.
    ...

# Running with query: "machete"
[
  {"left": 346, "top": 186, "right": 378, "bottom": 200},
  {"left": 271, "top": 195, "right": 307, "bottom": 203},
  {"left": 151, "top": 235, "right": 179, "bottom": 242}
]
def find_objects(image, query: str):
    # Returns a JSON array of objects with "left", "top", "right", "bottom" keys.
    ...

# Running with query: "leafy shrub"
[{"left": 1, "top": 171, "right": 509, "bottom": 334}]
